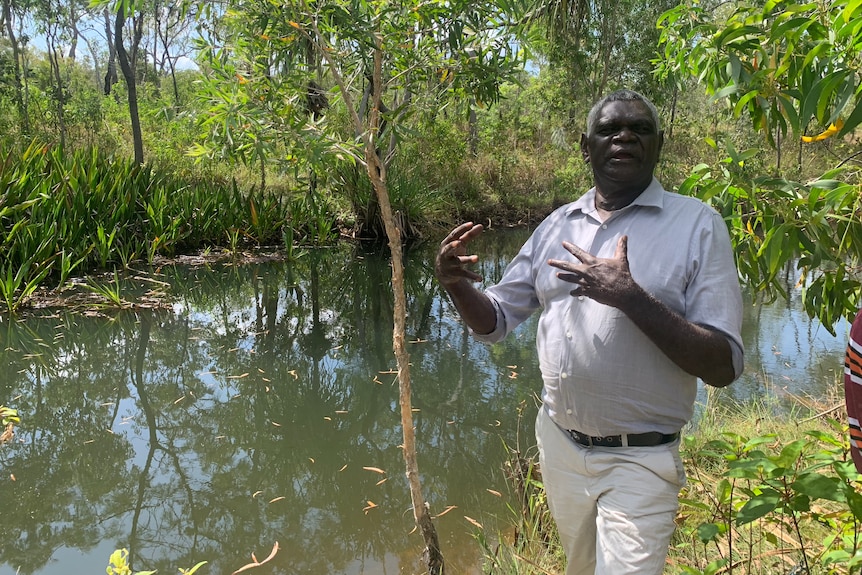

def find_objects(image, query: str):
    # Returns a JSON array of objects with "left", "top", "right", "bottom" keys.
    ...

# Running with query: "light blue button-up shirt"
[{"left": 474, "top": 178, "right": 744, "bottom": 436}]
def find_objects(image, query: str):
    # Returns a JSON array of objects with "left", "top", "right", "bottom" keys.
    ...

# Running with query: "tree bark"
[
  {"left": 311, "top": 17, "right": 443, "bottom": 571},
  {"left": 103, "top": 8, "right": 118, "bottom": 94},
  {"left": 365, "top": 39, "right": 444, "bottom": 575},
  {"left": 114, "top": 8, "right": 145, "bottom": 164}
]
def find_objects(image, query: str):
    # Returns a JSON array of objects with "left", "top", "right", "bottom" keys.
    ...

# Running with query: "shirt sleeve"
[
  {"left": 472, "top": 226, "right": 545, "bottom": 344},
  {"left": 686, "top": 209, "right": 746, "bottom": 380}
]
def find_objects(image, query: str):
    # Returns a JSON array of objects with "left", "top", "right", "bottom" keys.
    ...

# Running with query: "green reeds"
[{"left": 0, "top": 141, "right": 311, "bottom": 313}]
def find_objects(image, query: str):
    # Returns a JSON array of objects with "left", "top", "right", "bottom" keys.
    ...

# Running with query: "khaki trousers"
[{"left": 535, "top": 407, "right": 685, "bottom": 575}]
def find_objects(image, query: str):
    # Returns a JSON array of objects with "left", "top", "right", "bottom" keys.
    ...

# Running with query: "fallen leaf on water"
[
  {"left": 288, "top": 370, "right": 298, "bottom": 379},
  {"left": 173, "top": 396, "right": 186, "bottom": 405},
  {"left": 363, "top": 501, "right": 378, "bottom": 513},
  {"left": 227, "top": 373, "right": 250, "bottom": 380},
  {"left": 464, "top": 516, "right": 484, "bottom": 529},
  {"left": 252, "top": 491, "right": 263, "bottom": 498},
  {"left": 231, "top": 541, "right": 279, "bottom": 575},
  {"left": 269, "top": 496, "right": 285, "bottom": 504},
  {"left": 433, "top": 505, "right": 457, "bottom": 518},
  {"left": 506, "top": 365, "right": 518, "bottom": 369},
  {"left": 308, "top": 458, "right": 315, "bottom": 464},
  {"left": 335, "top": 410, "right": 348, "bottom": 414},
  {"left": 508, "top": 371, "right": 518, "bottom": 379},
  {"left": 271, "top": 421, "right": 281, "bottom": 427},
  {"left": 339, "top": 465, "right": 348, "bottom": 472},
  {"left": 324, "top": 417, "right": 332, "bottom": 421},
  {"left": 363, "top": 466, "right": 386, "bottom": 474},
  {"left": 486, "top": 489, "right": 503, "bottom": 497},
  {"left": 372, "top": 376, "right": 383, "bottom": 385},
  {"left": 375, "top": 478, "right": 388, "bottom": 486},
  {"left": 10, "top": 474, "right": 15, "bottom": 481}
]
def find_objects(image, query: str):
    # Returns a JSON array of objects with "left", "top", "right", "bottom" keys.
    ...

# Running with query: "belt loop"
[{"left": 620, "top": 433, "right": 629, "bottom": 447}]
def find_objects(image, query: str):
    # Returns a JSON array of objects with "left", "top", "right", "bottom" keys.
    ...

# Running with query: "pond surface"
[{"left": 0, "top": 228, "right": 850, "bottom": 575}]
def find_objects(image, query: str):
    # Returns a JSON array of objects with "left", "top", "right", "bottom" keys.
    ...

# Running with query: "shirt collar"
[{"left": 566, "top": 177, "right": 664, "bottom": 218}]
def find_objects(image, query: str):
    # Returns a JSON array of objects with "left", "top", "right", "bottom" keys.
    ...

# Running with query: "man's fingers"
[
  {"left": 442, "top": 222, "right": 484, "bottom": 246},
  {"left": 561, "top": 241, "right": 592, "bottom": 263},
  {"left": 614, "top": 235, "right": 628, "bottom": 261}
]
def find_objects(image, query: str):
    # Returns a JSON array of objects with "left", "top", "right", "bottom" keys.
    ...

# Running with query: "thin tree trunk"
[
  {"left": 367, "top": 39, "right": 444, "bottom": 575},
  {"left": 103, "top": 8, "right": 118, "bottom": 94},
  {"left": 315, "top": 19, "right": 443, "bottom": 573},
  {"left": 2, "top": 0, "right": 29, "bottom": 133},
  {"left": 115, "top": 8, "right": 145, "bottom": 164},
  {"left": 46, "top": 32, "right": 67, "bottom": 149}
]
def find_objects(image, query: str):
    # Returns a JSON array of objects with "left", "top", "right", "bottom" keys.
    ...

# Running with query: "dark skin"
[{"left": 435, "top": 99, "right": 736, "bottom": 387}]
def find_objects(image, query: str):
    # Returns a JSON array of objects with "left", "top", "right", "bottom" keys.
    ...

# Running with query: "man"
[{"left": 435, "top": 90, "right": 744, "bottom": 575}]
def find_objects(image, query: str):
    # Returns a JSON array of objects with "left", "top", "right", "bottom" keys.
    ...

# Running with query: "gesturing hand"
[
  {"left": 435, "top": 222, "right": 485, "bottom": 287},
  {"left": 547, "top": 235, "right": 638, "bottom": 308}
]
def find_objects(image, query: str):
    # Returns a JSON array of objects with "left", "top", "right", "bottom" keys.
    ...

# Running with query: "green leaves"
[
  {"left": 657, "top": 0, "right": 862, "bottom": 142},
  {"left": 681, "top": 424, "right": 862, "bottom": 573},
  {"left": 676, "top": 134, "right": 862, "bottom": 330}
]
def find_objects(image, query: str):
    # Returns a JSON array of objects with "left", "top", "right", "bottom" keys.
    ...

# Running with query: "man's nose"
[{"left": 613, "top": 127, "right": 637, "bottom": 141}]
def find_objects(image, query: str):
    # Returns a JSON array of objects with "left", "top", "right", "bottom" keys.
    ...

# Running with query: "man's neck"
[{"left": 593, "top": 178, "right": 652, "bottom": 213}]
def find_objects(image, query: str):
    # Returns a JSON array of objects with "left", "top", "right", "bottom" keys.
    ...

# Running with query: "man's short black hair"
[{"left": 586, "top": 90, "right": 661, "bottom": 137}]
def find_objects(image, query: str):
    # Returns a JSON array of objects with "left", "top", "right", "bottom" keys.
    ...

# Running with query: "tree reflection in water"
[{"left": 0, "top": 231, "right": 539, "bottom": 575}]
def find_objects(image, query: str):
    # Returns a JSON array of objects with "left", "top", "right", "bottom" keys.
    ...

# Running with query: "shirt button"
[
  {"left": 561, "top": 372, "right": 567, "bottom": 379},
  {"left": 566, "top": 409, "right": 573, "bottom": 415},
  {"left": 578, "top": 295, "right": 585, "bottom": 301},
  {"left": 602, "top": 224, "right": 608, "bottom": 229},
  {"left": 566, "top": 331, "right": 572, "bottom": 339}
]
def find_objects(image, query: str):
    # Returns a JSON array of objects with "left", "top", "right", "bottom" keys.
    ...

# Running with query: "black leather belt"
[{"left": 567, "top": 429, "right": 680, "bottom": 447}]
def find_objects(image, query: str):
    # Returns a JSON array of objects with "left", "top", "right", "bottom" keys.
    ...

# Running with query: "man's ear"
[{"left": 580, "top": 133, "right": 589, "bottom": 163}]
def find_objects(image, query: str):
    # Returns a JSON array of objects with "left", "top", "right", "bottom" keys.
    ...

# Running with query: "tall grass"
[{"left": 0, "top": 142, "right": 335, "bottom": 313}]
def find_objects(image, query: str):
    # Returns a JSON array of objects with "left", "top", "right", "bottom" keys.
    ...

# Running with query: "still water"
[{"left": 0, "top": 228, "right": 850, "bottom": 575}]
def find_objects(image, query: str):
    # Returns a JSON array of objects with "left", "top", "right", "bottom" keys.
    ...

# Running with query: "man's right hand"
[{"left": 435, "top": 222, "right": 485, "bottom": 286}]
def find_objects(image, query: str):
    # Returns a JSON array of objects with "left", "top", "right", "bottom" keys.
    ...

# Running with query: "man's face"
[{"left": 580, "top": 100, "right": 664, "bottom": 193}]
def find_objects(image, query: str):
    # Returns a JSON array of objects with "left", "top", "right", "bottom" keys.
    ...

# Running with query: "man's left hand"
[{"left": 547, "top": 235, "right": 637, "bottom": 308}]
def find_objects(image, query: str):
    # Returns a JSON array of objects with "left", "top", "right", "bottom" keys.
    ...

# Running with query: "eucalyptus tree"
[
  {"left": 523, "top": 0, "right": 677, "bottom": 126},
  {"left": 194, "top": 0, "right": 525, "bottom": 571},
  {"left": 30, "top": 0, "right": 94, "bottom": 147},
  {"left": 1, "top": 0, "right": 31, "bottom": 134},
  {"left": 94, "top": 0, "right": 147, "bottom": 164},
  {"left": 655, "top": 0, "right": 862, "bottom": 330},
  {"left": 151, "top": 0, "right": 196, "bottom": 106}
]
